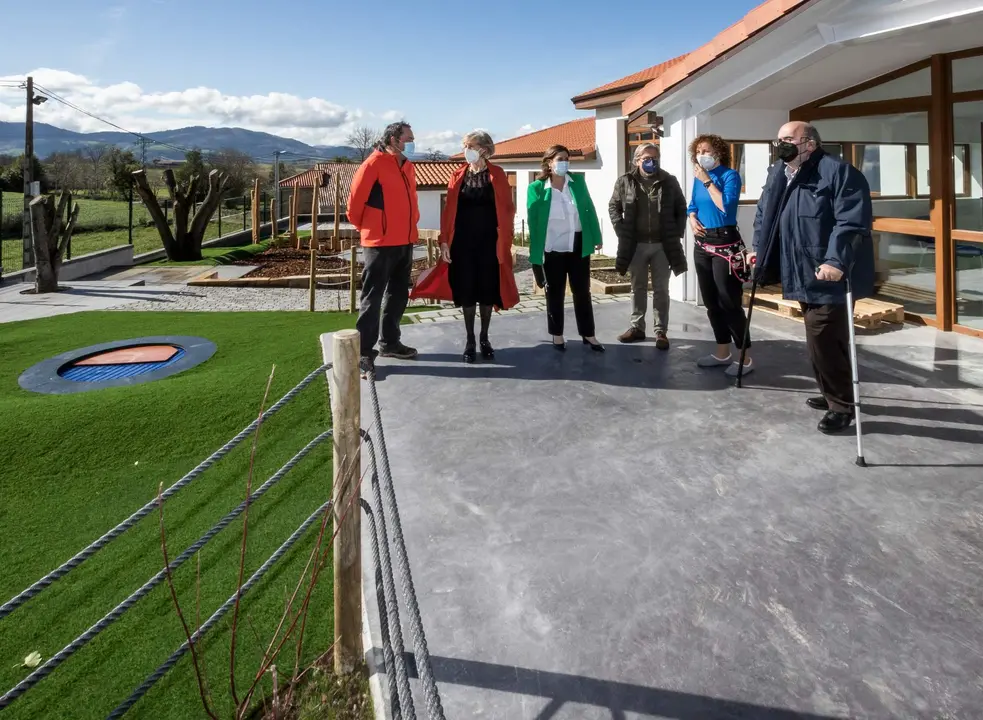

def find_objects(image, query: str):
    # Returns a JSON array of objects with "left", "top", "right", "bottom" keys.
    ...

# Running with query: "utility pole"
[
  {"left": 134, "top": 137, "right": 152, "bottom": 168},
  {"left": 22, "top": 76, "right": 35, "bottom": 269}
]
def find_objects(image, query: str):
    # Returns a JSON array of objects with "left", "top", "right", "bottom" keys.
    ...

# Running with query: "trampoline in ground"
[{"left": 324, "top": 299, "right": 983, "bottom": 719}]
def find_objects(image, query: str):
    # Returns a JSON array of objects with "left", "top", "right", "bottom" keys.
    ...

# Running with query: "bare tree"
[
  {"left": 208, "top": 148, "right": 256, "bottom": 196},
  {"left": 29, "top": 191, "right": 80, "bottom": 293},
  {"left": 423, "top": 148, "right": 447, "bottom": 161},
  {"left": 45, "top": 151, "right": 85, "bottom": 191},
  {"left": 83, "top": 144, "right": 109, "bottom": 196},
  {"left": 345, "top": 125, "right": 381, "bottom": 161},
  {"left": 132, "top": 168, "right": 232, "bottom": 261}
]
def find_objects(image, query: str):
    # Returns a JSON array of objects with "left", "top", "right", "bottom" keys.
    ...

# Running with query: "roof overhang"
[
  {"left": 623, "top": 0, "right": 820, "bottom": 122},
  {"left": 627, "top": 0, "right": 983, "bottom": 123}
]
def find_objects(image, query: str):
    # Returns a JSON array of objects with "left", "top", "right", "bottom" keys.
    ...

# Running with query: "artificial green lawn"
[{"left": 0, "top": 311, "right": 359, "bottom": 719}]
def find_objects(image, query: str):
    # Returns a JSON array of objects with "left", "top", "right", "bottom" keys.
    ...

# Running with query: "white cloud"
[{"left": 0, "top": 68, "right": 459, "bottom": 150}]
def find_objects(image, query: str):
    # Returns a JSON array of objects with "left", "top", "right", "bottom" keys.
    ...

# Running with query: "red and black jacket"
[{"left": 347, "top": 149, "right": 419, "bottom": 247}]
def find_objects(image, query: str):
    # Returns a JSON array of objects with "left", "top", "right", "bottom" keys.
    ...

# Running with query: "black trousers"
[
  {"left": 693, "top": 243, "right": 749, "bottom": 348},
  {"left": 356, "top": 244, "right": 414, "bottom": 357},
  {"left": 800, "top": 302, "right": 854, "bottom": 414},
  {"left": 543, "top": 232, "right": 595, "bottom": 338}
]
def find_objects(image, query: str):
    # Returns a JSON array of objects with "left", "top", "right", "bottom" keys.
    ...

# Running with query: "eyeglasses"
[{"left": 772, "top": 138, "right": 805, "bottom": 146}]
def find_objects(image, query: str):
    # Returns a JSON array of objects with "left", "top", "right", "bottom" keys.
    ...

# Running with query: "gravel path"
[{"left": 106, "top": 247, "right": 540, "bottom": 313}]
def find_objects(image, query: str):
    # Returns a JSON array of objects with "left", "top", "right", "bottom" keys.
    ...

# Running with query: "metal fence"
[
  {"left": 0, "top": 186, "right": 278, "bottom": 279},
  {"left": 0, "top": 362, "right": 444, "bottom": 719}
]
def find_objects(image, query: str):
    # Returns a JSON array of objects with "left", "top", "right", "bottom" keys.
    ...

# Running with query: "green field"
[
  {"left": 0, "top": 311, "right": 359, "bottom": 719},
  {"left": 1, "top": 191, "right": 263, "bottom": 273}
]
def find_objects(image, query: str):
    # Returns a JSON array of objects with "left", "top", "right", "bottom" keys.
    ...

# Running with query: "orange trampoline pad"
[{"left": 75, "top": 345, "right": 180, "bottom": 366}]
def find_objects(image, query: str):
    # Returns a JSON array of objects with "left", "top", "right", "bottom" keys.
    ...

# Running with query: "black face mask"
[{"left": 776, "top": 141, "right": 800, "bottom": 162}]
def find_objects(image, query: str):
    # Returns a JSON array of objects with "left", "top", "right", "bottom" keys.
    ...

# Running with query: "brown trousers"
[{"left": 799, "top": 302, "right": 854, "bottom": 414}]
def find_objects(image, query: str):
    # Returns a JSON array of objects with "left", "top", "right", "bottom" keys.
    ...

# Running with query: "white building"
[{"left": 488, "top": 0, "right": 983, "bottom": 335}]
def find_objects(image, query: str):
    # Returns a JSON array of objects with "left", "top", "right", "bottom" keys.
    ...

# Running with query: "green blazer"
[{"left": 526, "top": 172, "right": 603, "bottom": 266}]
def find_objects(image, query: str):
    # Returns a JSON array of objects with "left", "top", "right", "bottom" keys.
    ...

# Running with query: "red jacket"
[
  {"left": 347, "top": 149, "right": 419, "bottom": 247},
  {"left": 411, "top": 163, "right": 520, "bottom": 309}
]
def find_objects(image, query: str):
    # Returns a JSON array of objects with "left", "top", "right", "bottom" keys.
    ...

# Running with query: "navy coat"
[{"left": 752, "top": 148, "right": 875, "bottom": 304}]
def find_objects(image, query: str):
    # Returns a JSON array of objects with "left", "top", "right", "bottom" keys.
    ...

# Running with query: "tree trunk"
[
  {"left": 133, "top": 168, "right": 230, "bottom": 262},
  {"left": 29, "top": 191, "right": 79, "bottom": 293}
]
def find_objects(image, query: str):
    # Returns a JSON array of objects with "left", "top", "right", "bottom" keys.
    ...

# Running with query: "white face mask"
[
  {"left": 553, "top": 160, "right": 569, "bottom": 176},
  {"left": 464, "top": 147, "right": 481, "bottom": 164},
  {"left": 697, "top": 154, "right": 718, "bottom": 171}
]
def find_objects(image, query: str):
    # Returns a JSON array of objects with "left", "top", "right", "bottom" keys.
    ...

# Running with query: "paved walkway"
[{"left": 322, "top": 300, "right": 983, "bottom": 720}]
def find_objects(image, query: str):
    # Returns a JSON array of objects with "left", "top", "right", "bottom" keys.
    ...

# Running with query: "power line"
[{"left": 27, "top": 83, "right": 340, "bottom": 169}]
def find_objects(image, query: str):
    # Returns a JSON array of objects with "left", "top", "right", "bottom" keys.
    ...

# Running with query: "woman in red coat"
[{"left": 437, "top": 130, "right": 520, "bottom": 363}]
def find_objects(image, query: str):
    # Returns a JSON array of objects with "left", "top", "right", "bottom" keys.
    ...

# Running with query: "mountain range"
[{"left": 0, "top": 121, "right": 358, "bottom": 163}]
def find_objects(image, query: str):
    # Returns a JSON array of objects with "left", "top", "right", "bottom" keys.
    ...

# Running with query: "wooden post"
[
  {"left": 330, "top": 329, "right": 362, "bottom": 674},
  {"left": 251, "top": 179, "right": 260, "bottom": 244},
  {"left": 349, "top": 243, "right": 357, "bottom": 314},
  {"left": 290, "top": 188, "right": 299, "bottom": 248},
  {"left": 271, "top": 197, "right": 279, "bottom": 243},
  {"left": 311, "top": 185, "right": 320, "bottom": 249},
  {"left": 333, "top": 176, "right": 341, "bottom": 252}
]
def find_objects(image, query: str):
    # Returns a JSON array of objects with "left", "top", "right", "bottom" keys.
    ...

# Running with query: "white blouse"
[{"left": 545, "top": 176, "right": 581, "bottom": 253}]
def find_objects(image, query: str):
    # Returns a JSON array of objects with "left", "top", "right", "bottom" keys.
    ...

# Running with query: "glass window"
[
  {"left": 729, "top": 142, "right": 772, "bottom": 202},
  {"left": 952, "top": 100, "right": 983, "bottom": 331},
  {"left": 814, "top": 113, "right": 933, "bottom": 320}
]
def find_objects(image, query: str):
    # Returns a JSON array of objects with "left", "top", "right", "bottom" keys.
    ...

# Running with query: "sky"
[{"left": 0, "top": 0, "right": 763, "bottom": 155}]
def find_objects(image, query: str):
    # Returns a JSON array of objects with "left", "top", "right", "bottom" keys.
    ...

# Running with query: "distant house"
[
  {"left": 279, "top": 160, "right": 460, "bottom": 230},
  {"left": 151, "top": 158, "right": 184, "bottom": 169}
]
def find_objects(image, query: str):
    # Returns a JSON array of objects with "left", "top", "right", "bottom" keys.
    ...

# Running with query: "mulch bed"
[
  {"left": 591, "top": 269, "right": 628, "bottom": 284},
  {"left": 241, "top": 247, "right": 432, "bottom": 280}
]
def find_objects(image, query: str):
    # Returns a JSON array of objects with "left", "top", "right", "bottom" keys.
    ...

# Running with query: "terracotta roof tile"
[
  {"left": 280, "top": 161, "right": 456, "bottom": 210},
  {"left": 413, "top": 161, "right": 461, "bottom": 187},
  {"left": 572, "top": 54, "right": 689, "bottom": 102},
  {"left": 451, "top": 118, "right": 596, "bottom": 161},
  {"left": 622, "top": 0, "right": 813, "bottom": 116}
]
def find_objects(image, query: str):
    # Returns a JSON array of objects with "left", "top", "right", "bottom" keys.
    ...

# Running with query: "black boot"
[
  {"left": 463, "top": 336, "right": 476, "bottom": 364},
  {"left": 479, "top": 304, "right": 494, "bottom": 358}
]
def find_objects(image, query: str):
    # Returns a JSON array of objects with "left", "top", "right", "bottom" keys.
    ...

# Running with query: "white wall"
[
  {"left": 587, "top": 106, "right": 627, "bottom": 257},
  {"left": 418, "top": 190, "right": 442, "bottom": 231}
]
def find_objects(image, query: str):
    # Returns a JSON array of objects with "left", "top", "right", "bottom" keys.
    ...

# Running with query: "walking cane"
[
  {"left": 736, "top": 256, "right": 758, "bottom": 389},
  {"left": 844, "top": 271, "right": 867, "bottom": 467}
]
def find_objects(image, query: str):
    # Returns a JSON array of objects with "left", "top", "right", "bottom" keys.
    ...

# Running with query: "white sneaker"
[
  {"left": 697, "top": 353, "right": 732, "bottom": 368},
  {"left": 725, "top": 359, "right": 753, "bottom": 377}
]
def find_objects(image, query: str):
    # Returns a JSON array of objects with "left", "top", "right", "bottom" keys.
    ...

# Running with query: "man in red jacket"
[{"left": 348, "top": 121, "right": 420, "bottom": 369}]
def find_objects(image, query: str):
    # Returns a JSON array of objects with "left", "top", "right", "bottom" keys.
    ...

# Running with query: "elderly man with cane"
[{"left": 741, "top": 120, "right": 874, "bottom": 438}]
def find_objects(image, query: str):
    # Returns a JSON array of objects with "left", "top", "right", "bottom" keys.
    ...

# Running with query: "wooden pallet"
[{"left": 743, "top": 286, "right": 905, "bottom": 330}]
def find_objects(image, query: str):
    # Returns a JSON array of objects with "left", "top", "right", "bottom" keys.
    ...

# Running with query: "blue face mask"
[
  {"left": 641, "top": 158, "right": 658, "bottom": 174},
  {"left": 553, "top": 160, "right": 569, "bottom": 176},
  {"left": 401, "top": 141, "right": 415, "bottom": 157}
]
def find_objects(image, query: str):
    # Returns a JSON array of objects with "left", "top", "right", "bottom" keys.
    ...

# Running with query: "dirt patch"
[
  {"left": 242, "top": 247, "right": 432, "bottom": 282},
  {"left": 591, "top": 269, "right": 629, "bottom": 285}
]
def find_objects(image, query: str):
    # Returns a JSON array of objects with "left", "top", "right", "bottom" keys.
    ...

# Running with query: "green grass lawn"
[
  {"left": 0, "top": 311, "right": 357, "bottom": 719},
  {"left": 148, "top": 242, "right": 271, "bottom": 267}
]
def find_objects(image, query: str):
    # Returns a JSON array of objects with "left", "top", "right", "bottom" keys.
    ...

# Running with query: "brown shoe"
[
  {"left": 618, "top": 327, "right": 645, "bottom": 343},
  {"left": 654, "top": 331, "right": 670, "bottom": 350}
]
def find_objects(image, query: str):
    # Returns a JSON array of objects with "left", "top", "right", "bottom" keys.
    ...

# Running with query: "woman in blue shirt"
[{"left": 687, "top": 134, "right": 753, "bottom": 377}]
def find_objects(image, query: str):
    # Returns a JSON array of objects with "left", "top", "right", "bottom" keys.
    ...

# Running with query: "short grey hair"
[
  {"left": 802, "top": 123, "right": 823, "bottom": 147},
  {"left": 462, "top": 130, "right": 495, "bottom": 158},
  {"left": 633, "top": 142, "right": 660, "bottom": 163}
]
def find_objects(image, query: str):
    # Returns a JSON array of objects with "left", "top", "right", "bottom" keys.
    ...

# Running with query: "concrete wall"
[
  {"left": 4, "top": 244, "right": 133, "bottom": 285},
  {"left": 589, "top": 106, "right": 627, "bottom": 257}
]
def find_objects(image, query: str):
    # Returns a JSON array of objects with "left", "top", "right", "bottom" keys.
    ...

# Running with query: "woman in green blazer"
[{"left": 527, "top": 144, "right": 605, "bottom": 351}]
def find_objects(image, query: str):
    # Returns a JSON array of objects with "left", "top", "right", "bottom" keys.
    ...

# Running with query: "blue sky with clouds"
[{"left": 0, "top": 0, "right": 762, "bottom": 153}]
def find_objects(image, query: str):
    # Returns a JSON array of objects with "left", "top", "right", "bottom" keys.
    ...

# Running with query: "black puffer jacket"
[{"left": 608, "top": 169, "right": 688, "bottom": 276}]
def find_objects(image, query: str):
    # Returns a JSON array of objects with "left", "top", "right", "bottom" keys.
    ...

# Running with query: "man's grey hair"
[
  {"left": 802, "top": 123, "right": 823, "bottom": 147},
  {"left": 633, "top": 142, "right": 660, "bottom": 163},
  {"left": 462, "top": 129, "right": 495, "bottom": 158}
]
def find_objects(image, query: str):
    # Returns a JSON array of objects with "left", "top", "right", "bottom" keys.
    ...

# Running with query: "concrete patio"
[{"left": 324, "top": 299, "right": 983, "bottom": 720}]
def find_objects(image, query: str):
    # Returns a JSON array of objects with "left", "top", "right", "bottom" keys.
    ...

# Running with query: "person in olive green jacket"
[{"left": 527, "top": 144, "right": 605, "bottom": 352}]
